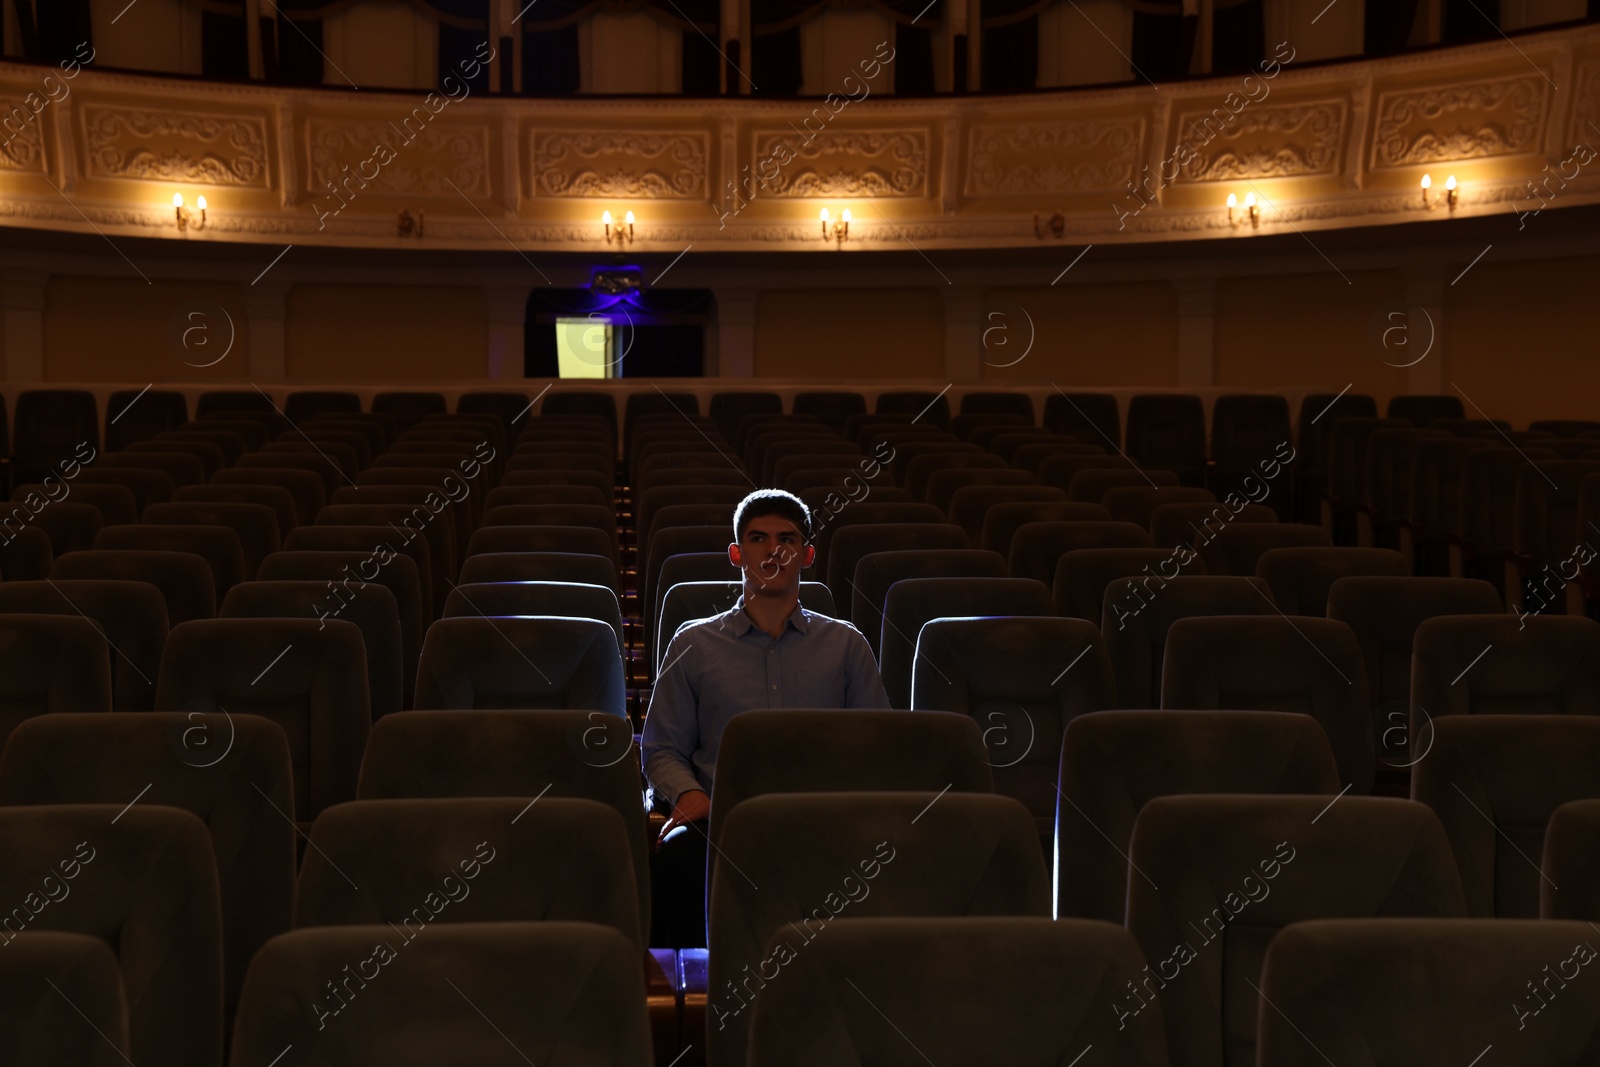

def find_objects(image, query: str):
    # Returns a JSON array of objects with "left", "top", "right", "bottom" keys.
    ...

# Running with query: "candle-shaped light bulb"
[
  {"left": 624, "top": 210, "right": 634, "bottom": 225},
  {"left": 1227, "top": 193, "right": 1238, "bottom": 208},
  {"left": 1421, "top": 174, "right": 1432, "bottom": 190},
  {"left": 841, "top": 208, "right": 851, "bottom": 223},
  {"left": 602, "top": 211, "right": 613, "bottom": 226},
  {"left": 173, "top": 193, "right": 185, "bottom": 208},
  {"left": 820, "top": 208, "right": 830, "bottom": 223},
  {"left": 1445, "top": 176, "right": 1456, "bottom": 191},
  {"left": 1244, "top": 192, "right": 1256, "bottom": 208},
  {"left": 196, "top": 195, "right": 207, "bottom": 211}
]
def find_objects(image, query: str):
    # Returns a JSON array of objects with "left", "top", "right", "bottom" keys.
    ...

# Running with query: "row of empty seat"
[{"left": 1, "top": 383, "right": 1598, "bottom": 1065}]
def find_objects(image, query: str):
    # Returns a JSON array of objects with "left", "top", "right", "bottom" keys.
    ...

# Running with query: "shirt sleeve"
[
  {"left": 641, "top": 627, "right": 706, "bottom": 807},
  {"left": 842, "top": 626, "right": 894, "bottom": 709}
]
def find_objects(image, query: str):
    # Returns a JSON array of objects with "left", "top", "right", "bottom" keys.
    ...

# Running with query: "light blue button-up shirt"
[{"left": 642, "top": 595, "right": 892, "bottom": 806}]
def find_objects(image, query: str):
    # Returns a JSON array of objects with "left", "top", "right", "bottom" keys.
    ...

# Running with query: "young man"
[{"left": 641, "top": 488, "right": 891, "bottom": 946}]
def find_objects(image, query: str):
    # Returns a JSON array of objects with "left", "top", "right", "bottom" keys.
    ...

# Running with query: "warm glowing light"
[
  {"left": 196, "top": 195, "right": 207, "bottom": 211},
  {"left": 820, "top": 208, "right": 830, "bottom": 223},
  {"left": 1227, "top": 193, "right": 1238, "bottom": 208},
  {"left": 841, "top": 209, "right": 851, "bottom": 223},
  {"left": 601, "top": 210, "right": 613, "bottom": 225},
  {"left": 1445, "top": 176, "right": 1457, "bottom": 191},
  {"left": 624, "top": 210, "right": 634, "bottom": 225},
  {"left": 1421, "top": 174, "right": 1432, "bottom": 190},
  {"left": 1244, "top": 192, "right": 1257, "bottom": 208},
  {"left": 173, "top": 193, "right": 184, "bottom": 208}
]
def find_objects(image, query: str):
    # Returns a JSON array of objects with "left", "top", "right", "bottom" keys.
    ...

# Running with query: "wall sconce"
[
  {"left": 1227, "top": 192, "right": 1259, "bottom": 230},
  {"left": 603, "top": 210, "right": 634, "bottom": 244},
  {"left": 174, "top": 192, "right": 206, "bottom": 233},
  {"left": 1421, "top": 174, "right": 1458, "bottom": 211},
  {"left": 1033, "top": 212, "right": 1066, "bottom": 239},
  {"left": 821, "top": 207, "right": 850, "bottom": 242}
]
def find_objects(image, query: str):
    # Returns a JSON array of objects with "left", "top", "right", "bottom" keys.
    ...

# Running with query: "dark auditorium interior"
[{"left": 5, "top": 0, "right": 1600, "bottom": 1063}]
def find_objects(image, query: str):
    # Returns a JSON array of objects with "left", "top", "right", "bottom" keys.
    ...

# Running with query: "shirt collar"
[{"left": 722, "top": 594, "right": 811, "bottom": 637}]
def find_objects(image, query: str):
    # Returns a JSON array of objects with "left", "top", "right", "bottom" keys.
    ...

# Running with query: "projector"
[{"left": 592, "top": 268, "right": 643, "bottom": 294}]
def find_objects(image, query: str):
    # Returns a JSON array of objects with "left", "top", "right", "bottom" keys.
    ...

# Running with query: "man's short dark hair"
[{"left": 733, "top": 489, "right": 813, "bottom": 544}]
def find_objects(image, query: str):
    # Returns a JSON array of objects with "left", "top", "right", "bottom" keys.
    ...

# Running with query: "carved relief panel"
[
  {"left": 749, "top": 128, "right": 928, "bottom": 197},
  {"left": 531, "top": 130, "right": 708, "bottom": 198},
  {"left": 81, "top": 105, "right": 271, "bottom": 186},
  {"left": 1171, "top": 100, "right": 1346, "bottom": 182},
  {"left": 0, "top": 94, "right": 46, "bottom": 173},
  {"left": 965, "top": 119, "right": 1143, "bottom": 196},
  {"left": 1370, "top": 74, "right": 1549, "bottom": 168},
  {"left": 306, "top": 116, "right": 492, "bottom": 199}
]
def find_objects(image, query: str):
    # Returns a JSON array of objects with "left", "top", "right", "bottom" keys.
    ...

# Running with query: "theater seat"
[
  {"left": 1412, "top": 615, "right": 1600, "bottom": 730},
  {"left": 1102, "top": 485, "right": 1217, "bottom": 529},
  {"left": 0, "top": 580, "right": 166, "bottom": 711},
  {"left": 850, "top": 549, "right": 1009, "bottom": 657},
  {"left": 1057, "top": 710, "right": 1339, "bottom": 922},
  {"left": 222, "top": 580, "right": 404, "bottom": 719},
  {"left": 1009, "top": 520, "right": 1150, "bottom": 586},
  {"left": 0, "top": 524, "right": 50, "bottom": 580},
  {"left": 1103, "top": 576, "right": 1277, "bottom": 708},
  {"left": 1044, "top": 391, "right": 1119, "bottom": 446},
  {"left": 0, "top": 614, "right": 112, "bottom": 746},
  {"left": 231, "top": 923, "right": 651, "bottom": 1066},
  {"left": 143, "top": 501, "right": 280, "bottom": 579},
  {"left": 1326, "top": 576, "right": 1502, "bottom": 772},
  {"left": 281, "top": 526, "right": 434, "bottom": 620},
  {"left": 709, "top": 792, "right": 1049, "bottom": 1067},
  {"left": 460, "top": 550, "right": 619, "bottom": 593},
  {"left": 414, "top": 616, "right": 625, "bottom": 715},
  {"left": 52, "top": 549, "right": 216, "bottom": 625},
  {"left": 745, "top": 917, "right": 1168, "bottom": 1067},
  {"left": 95, "top": 524, "right": 246, "bottom": 599},
  {"left": 357, "top": 710, "right": 651, "bottom": 939},
  {"left": 1259, "top": 919, "right": 1599, "bottom": 1065},
  {"left": 1162, "top": 615, "right": 1374, "bottom": 792},
  {"left": 19, "top": 501, "right": 101, "bottom": 557},
  {"left": 825, "top": 522, "right": 968, "bottom": 619},
  {"left": 15, "top": 482, "right": 136, "bottom": 528},
  {"left": 879, "top": 576, "right": 1055, "bottom": 708},
  {"left": 172, "top": 483, "right": 297, "bottom": 540},
  {"left": 155, "top": 618, "right": 369, "bottom": 823},
  {"left": 466, "top": 524, "right": 618, "bottom": 574},
  {"left": 296, "top": 798, "right": 642, "bottom": 950},
  {"left": 0, "top": 933, "right": 129, "bottom": 1067},
  {"left": 1413, "top": 715, "right": 1600, "bottom": 918},
  {"left": 1054, "top": 547, "right": 1207, "bottom": 622},
  {"left": 1147, "top": 501, "right": 1278, "bottom": 552},
  {"left": 444, "top": 580, "right": 626, "bottom": 653},
  {"left": 0, "top": 713, "right": 295, "bottom": 1020},
  {"left": 256, "top": 549, "right": 423, "bottom": 709},
  {"left": 1194, "top": 521, "right": 1332, "bottom": 576},
  {"left": 211, "top": 467, "right": 326, "bottom": 527},
  {"left": 0, "top": 805, "right": 223, "bottom": 1067},
  {"left": 912, "top": 616, "right": 1114, "bottom": 846},
  {"left": 1068, "top": 467, "right": 1181, "bottom": 503},
  {"left": 1127, "top": 795, "right": 1464, "bottom": 1067},
  {"left": 1542, "top": 798, "right": 1600, "bottom": 919},
  {"left": 978, "top": 500, "right": 1111, "bottom": 555},
  {"left": 709, "top": 710, "right": 993, "bottom": 851},
  {"left": 1256, "top": 546, "right": 1410, "bottom": 616}
]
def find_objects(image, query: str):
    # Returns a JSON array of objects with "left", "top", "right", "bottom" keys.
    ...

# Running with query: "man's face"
[{"left": 732, "top": 514, "right": 811, "bottom": 595}]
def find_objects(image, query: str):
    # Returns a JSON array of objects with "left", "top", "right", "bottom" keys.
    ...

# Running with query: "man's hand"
[{"left": 658, "top": 789, "right": 710, "bottom": 845}]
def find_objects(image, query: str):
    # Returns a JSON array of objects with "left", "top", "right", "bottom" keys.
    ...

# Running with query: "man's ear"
[
  {"left": 728, "top": 543, "right": 742, "bottom": 566},
  {"left": 802, "top": 544, "right": 816, "bottom": 567}
]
